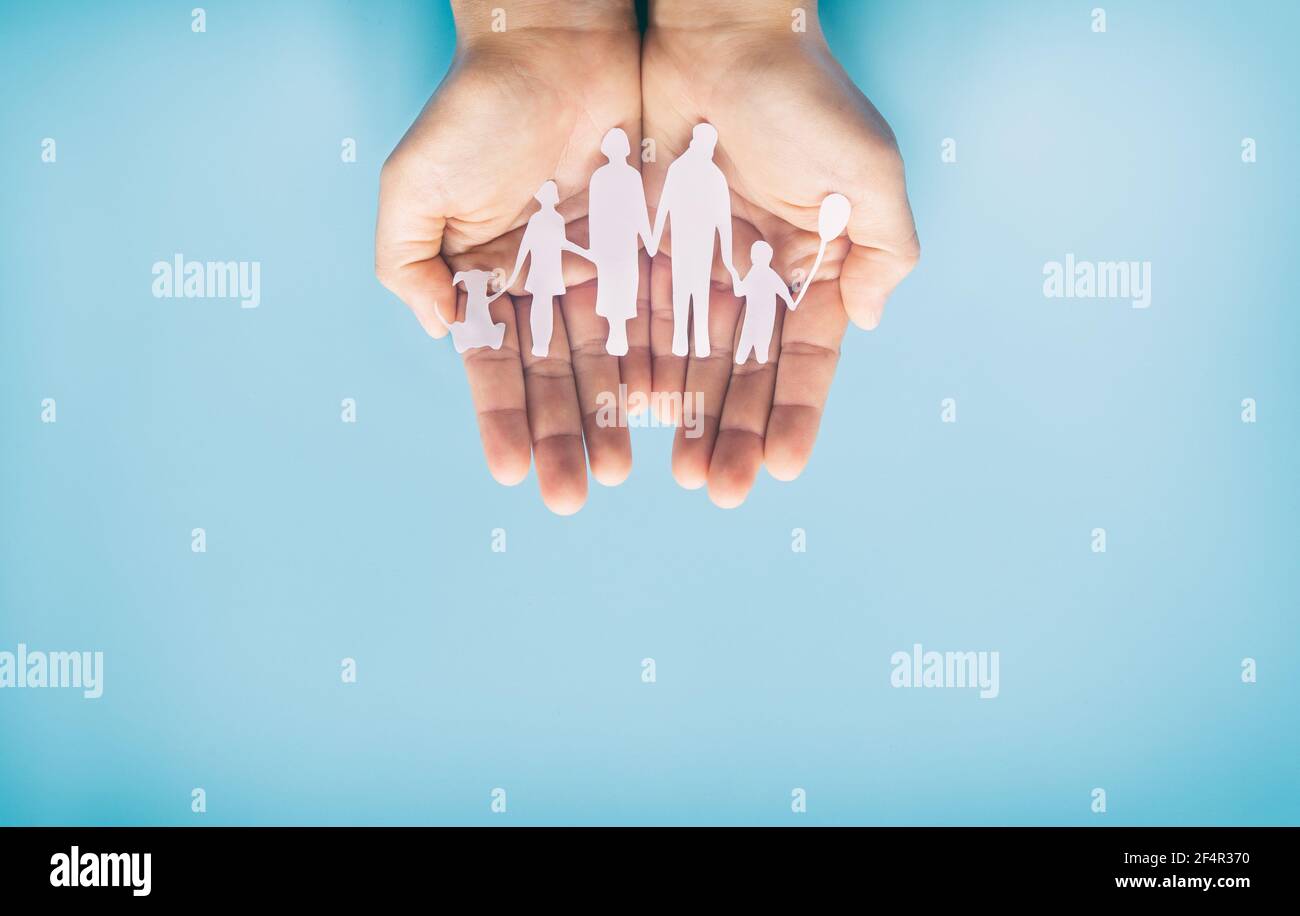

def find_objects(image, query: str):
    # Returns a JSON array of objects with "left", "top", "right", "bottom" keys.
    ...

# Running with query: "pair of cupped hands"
[{"left": 376, "top": 0, "right": 919, "bottom": 514}]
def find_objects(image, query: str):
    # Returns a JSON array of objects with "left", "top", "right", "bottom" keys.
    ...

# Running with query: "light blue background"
[{"left": 1, "top": 0, "right": 1296, "bottom": 825}]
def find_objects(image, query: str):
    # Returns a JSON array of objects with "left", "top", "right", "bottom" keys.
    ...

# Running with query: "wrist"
[
  {"left": 454, "top": 0, "right": 638, "bottom": 50},
  {"left": 649, "top": 0, "right": 819, "bottom": 36}
]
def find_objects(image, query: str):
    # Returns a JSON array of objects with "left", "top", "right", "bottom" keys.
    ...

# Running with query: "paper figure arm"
[
  {"left": 777, "top": 276, "right": 797, "bottom": 311},
  {"left": 562, "top": 237, "right": 594, "bottom": 261},
  {"left": 637, "top": 181, "right": 656, "bottom": 257},
  {"left": 715, "top": 178, "right": 738, "bottom": 286},
  {"left": 487, "top": 223, "right": 534, "bottom": 303},
  {"left": 649, "top": 166, "right": 674, "bottom": 255}
]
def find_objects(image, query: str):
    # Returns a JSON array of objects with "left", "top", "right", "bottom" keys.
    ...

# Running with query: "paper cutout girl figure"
[
  {"left": 498, "top": 180, "right": 592, "bottom": 358},
  {"left": 445, "top": 269, "right": 507, "bottom": 353},
  {"left": 649, "top": 123, "right": 739, "bottom": 359},
  {"left": 733, "top": 241, "right": 796, "bottom": 365},
  {"left": 588, "top": 128, "right": 654, "bottom": 356}
]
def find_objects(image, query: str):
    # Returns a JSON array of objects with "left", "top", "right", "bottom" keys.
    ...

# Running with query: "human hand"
[
  {"left": 642, "top": 0, "right": 919, "bottom": 507},
  {"left": 376, "top": 0, "right": 646, "bottom": 515}
]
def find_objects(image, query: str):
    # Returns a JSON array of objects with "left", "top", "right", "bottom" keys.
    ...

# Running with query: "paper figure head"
[
  {"left": 600, "top": 127, "right": 631, "bottom": 162},
  {"left": 451, "top": 268, "right": 493, "bottom": 296},
  {"left": 534, "top": 180, "right": 559, "bottom": 207},
  {"left": 689, "top": 123, "right": 718, "bottom": 155},
  {"left": 749, "top": 240, "right": 773, "bottom": 267}
]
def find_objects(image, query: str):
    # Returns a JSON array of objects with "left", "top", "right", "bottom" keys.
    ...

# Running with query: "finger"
[
  {"left": 707, "top": 305, "right": 784, "bottom": 508},
  {"left": 841, "top": 178, "right": 920, "bottom": 330},
  {"left": 459, "top": 289, "right": 532, "bottom": 486},
  {"left": 375, "top": 159, "right": 455, "bottom": 339},
  {"left": 620, "top": 251, "right": 653, "bottom": 416},
  {"left": 765, "top": 278, "right": 848, "bottom": 481},
  {"left": 648, "top": 251, "right": 687, "bottom": 424},
  {"left": 671, "top": 283, "right": 743, "bottom": 490},
  {"left": 840, "top": 242, "right": 919, "bottom": 330},
  {"left": 560, "top": 282, "right": 632, "bottom": 487},
  {"left": 515, "top": 294, "right": 588, "bottom": 515}
]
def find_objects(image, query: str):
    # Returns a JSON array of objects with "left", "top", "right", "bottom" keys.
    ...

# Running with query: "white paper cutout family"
[{"left": 443, "top": 123, "right": 850, "bottom": 365}]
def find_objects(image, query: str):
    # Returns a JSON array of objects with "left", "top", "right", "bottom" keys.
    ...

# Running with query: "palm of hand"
[{"left": 387, "top": 32, "right": 641, "bottom": 302}]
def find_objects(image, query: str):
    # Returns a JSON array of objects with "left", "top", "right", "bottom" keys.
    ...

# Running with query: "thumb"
[
  {"left": 840, "top": 153, "right": 921, "bottom": 330},
  {"left": 840, "top": 238, "right": 919, "bottom": 331},
  {"left": 375, "top": 158, "right": 456, "bottom": 339}
]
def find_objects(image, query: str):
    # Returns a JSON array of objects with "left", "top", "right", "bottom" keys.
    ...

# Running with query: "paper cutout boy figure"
[
  {"left": 733, "top": 241, "right": 795, "bottom": 365},
  {"left": 446, "top": 269, "right": 506, "bottom": 353},
  {"left": 588, "top": 127, "right": 654, "bottom": 356}
]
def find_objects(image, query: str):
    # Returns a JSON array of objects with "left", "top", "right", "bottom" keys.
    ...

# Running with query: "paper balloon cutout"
[
  {"left": 791, "top": 192, "right": 851, "bottom": 310},
  {"left": 818, "top": 192, "right": 852, "bottom": 241}
]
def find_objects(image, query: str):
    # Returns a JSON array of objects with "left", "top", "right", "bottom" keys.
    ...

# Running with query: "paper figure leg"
[
  {"left": 671, "top": 268, "right": 692, "bottom": 357},
  {"left": 691, "top": 279, "right": 711, "bottom": 358},
  {"left": 606, "top": 319, "right": 629, "bottom": 356},
  {"left": 531, "top": 295, "right": 555, "bottom": 358}
]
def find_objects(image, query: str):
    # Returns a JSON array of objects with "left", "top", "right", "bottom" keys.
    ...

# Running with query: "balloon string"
[{"left": 792, "top": 241, "right": 829, "bottom": 309}]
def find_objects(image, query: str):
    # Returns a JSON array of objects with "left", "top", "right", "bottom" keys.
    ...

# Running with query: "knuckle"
[
  {"left": 898, "top": 234, "right": 921, "bottom": 271},
  {"left": 374, "top": 262, "right": 398, "bottom": 290}
]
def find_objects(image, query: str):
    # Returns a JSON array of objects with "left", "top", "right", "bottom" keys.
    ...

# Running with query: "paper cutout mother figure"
[
  {"left": 650, "top": 123, "right": 739, "bottom": 358},
  {"left": 588, "top": 128, "right": 654, "bottom": 356},
  {"left": 498, "top": 180, "right": 593, "bottom": 357}
]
